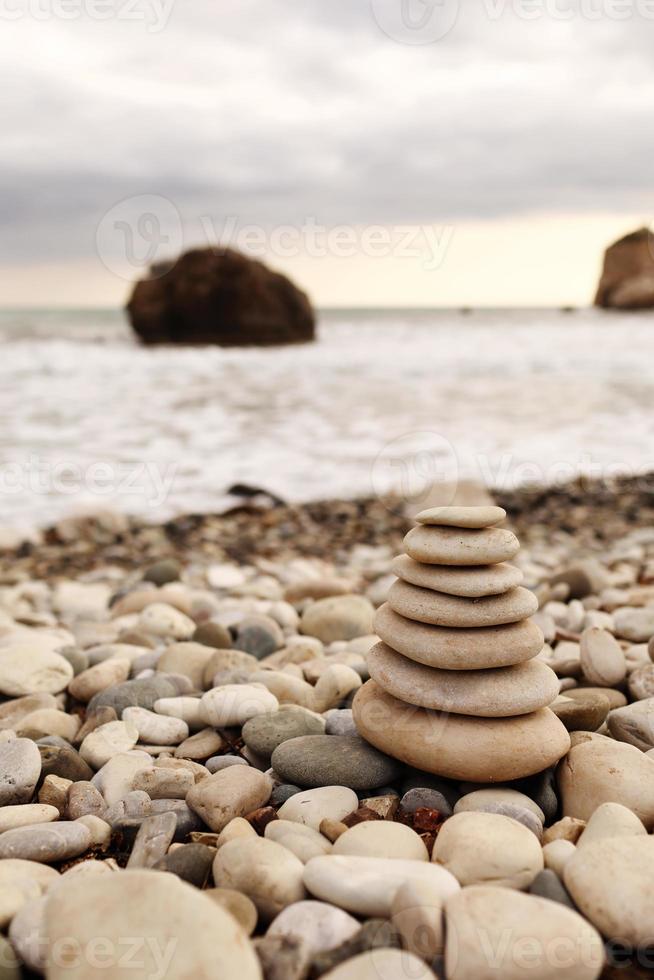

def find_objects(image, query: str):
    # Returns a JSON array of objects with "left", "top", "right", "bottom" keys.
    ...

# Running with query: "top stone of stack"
[
  {"left": 415, "top": 504, "right": 508, "bottom": 528},
  {"left": 353, "top": 505, "right": 570, "bottom": 783}
]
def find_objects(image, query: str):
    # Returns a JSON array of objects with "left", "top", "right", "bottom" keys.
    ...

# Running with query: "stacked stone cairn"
[{"left": 353, "top": 505, "right": 571, "bottom": 781}]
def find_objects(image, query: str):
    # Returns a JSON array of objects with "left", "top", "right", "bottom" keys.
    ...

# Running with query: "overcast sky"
[{"left": 2, "top": 0, "right": 654, "bottom": 306}]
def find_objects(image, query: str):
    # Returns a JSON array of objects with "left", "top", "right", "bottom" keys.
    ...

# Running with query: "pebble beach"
[{"left": 1, "top": 477, "right": 654, "bottom": 978}]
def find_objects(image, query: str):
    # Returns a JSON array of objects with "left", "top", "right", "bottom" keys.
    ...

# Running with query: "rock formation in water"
[
  {"left": 127, "top": 247, "right": 315, "bottom": 346},
  {"left": 595, "top": 227, "right": 654, "bottom": 310}
]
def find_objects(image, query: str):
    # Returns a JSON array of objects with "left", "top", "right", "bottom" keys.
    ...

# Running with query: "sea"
[{"left": 0, "top": 307, "right": 652, "bottom": 534}]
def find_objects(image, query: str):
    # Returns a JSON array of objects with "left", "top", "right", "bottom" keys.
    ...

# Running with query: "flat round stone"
[
  {"left": 271, "top": 735, "right": 401, "bottom": 791},
  {"left": 392, "top": 555, "right": 523, "bottom": 597},
  {"left": 404, "top": 526, "right": 520, "bottom": 566},
  {"left": 415, "top": 505, "right": 506, "bottom": 528},
  {"left": 353, "top": 681, "right": 570, "bottom": 782},
  {"left": 368, "top": 643, "right": 559, "bottom": 716},
  {"left": 388, "top": 580, "right": 538, "bottom": 628},
  {"left": 374, "top": 605, "right": 544, "bottom": 670}
]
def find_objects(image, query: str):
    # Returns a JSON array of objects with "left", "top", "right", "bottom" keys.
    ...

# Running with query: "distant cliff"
[
  {"left": 595, "top": 228, "right": 654, "bottom": 310},
  {"left": 127, "top": 247, "right": 315, "bottom": 346}
]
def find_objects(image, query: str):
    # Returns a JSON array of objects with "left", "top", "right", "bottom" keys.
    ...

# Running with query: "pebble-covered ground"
[{"left": 1, "top": 476, "right": 654, "bottom": 979}]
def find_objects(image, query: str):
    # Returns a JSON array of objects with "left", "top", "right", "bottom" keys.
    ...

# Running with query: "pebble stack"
[{"left": 354, "top": 506, "right": 571, "bottom": 781}]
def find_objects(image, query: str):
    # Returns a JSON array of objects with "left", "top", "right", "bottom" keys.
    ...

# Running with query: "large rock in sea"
[
  {"left": 127, "top": 247, "right": 315, "bottom": 346},
  {"left": 594, "top": 227, "right": 654, "bottom": 310}
]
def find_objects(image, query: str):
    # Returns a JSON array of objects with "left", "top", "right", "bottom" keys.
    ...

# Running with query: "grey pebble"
[
  {"left": 233, "top": 616, "right": 283, "bottom": 659},
  {"left": 149, "top": 799, "right": 201, "bottom": 840},
  {"left": 127, "top": 811, "right": 177, "bottom": 869},
  {"left": 243, "top": 706, "right": 325, "bottom": 758},
  {"left": 255, "top": 934, "right": 312, "bottom": 980},
  {"left": 154, "top": 842, "right": 214, "bottom": 887},
  {"left": 323, "top": 709, "right": 357, "bottom": 736},
  {"left": 0, "top": 821, "right": 91, "bottom": 862},
  {"left": 58, "top": 647, "right": 89, "bottom": 675},
  {"left": 143, "top": 558, "right": 181, "bottom": 585},
  {"left": 88, "top": 676, "right": 179, "bottom": 717},
  {"left": 271, "top": 735, "right": 402, "bottom": 791},
  {"left": 205, "top": 756, "right": 249, "bottom": 773},
  {"left": 270, "top": 784, "right": 302, "bottom": 807},
  {"left": 310, "top": 919, "right": 401, "bottom": 977},
  {"left": 0, "top": 737, "right": 41, "bottom": 806},
  {"left": 529, "top": 869, "right": 576, "bottom": 909}
]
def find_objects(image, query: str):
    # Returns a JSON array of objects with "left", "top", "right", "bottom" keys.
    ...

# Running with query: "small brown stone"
[
  {"left": 342, "top": 807, "right": 383, "bottom": 827},
  {"left": 319, "top": 819, "right": 349, "bottom": 842},
  {"left": 359, "top": 795, "right": 399, "bottom": 820},
  {"left": 246, "top": 806, "right": 278, "bottom": 835}
]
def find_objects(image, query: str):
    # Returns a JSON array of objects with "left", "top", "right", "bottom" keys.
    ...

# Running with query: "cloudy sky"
[{"left": 2, "top": 0, "right": 654, "bottom": 306}]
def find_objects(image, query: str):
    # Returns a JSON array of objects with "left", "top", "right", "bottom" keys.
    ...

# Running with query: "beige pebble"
[
  {"left": 391, "top": 879, "right": 447, "bottom": 959},
  {"left": 368, "top": 643, "right": 558, "bottom": 717},
  {"left": 444, "top": 885, "right": 604, "bottom": 980},
  {"left": 414, "top": 505, "right": 507, "bottom": 528},
  {"left": 75, "top": 814, "right": 111, "bottom": 848},
  {"left": 580, "top": 627, "right": 626, "bottom": 687},
  {"left": 277, "top": 786, "right": 358, "bottom": 831},
  {"left": 205, "top": 887, "right": 258, "bottom": 935},
  {"left": 543, "top": 839, "right": 576, "bottom": 877},
  {"left": 43, "top": 868, "right": 262, "bottom": 980},
  {"left": 353, "top": 681, "right": 569, "bottom": 782},
  {"left": 132, "top": 767, "right": 194, "bottom": 799},
  {"left": 392, "top": 555, "right": 523, "bottom": 598},
  {"left": 332, "top": 821, "right": 428, "bottom": 861},
  {"left": 374, "top": 605, "right": 544, "bottom": 670},
  {"left": 0, "top": 804, "right": 59, "bottom": 834},
  {"left": 564, "top": 837, "right": 654, "bottom": 948},
  {"left": 200, "top": 685, "right": 279, "bottom": 727},
  {"left": 215, "top": 817, "right": 257, "bottom": 850},
  {"left": 79, "top": 720, "right": 138, "bottom": 770},
  {"left": 213, "top": 836, "right": 306, "bottom": 923},
  {"left": 404, "top": 525, "right": 519, "bottom": 566},
  {"left": 566, "top": 686, "right": 626, "bottom": 709},
  {"left": 576, "top": 801, "right": 647, "bottom": 849},
  {"left": 607, "top": 698, "right": 654, "bottom": 751},
  {"left": 174, "top": 727, "right": 224, "bottom": 760},
  {"left": 122, "top": 706, "right": 189, "bottom": 745},
  {"left": 17, "top": 709, "right": 80, "bottom": 741},
  {"left": 558, "top": 732, "right": 654, "bottom": 828},
  {"left": 156, "top": 642, "right": 215, "bottom": 689},
  {"left": 265, "top": 821, "right": 332, "bottom": 863},
  {"left": 137, "top": 603, "right": 195, "bottom": 640},
  {"left": 68, "top": 658, "right": 131, "bottom": 703},
  {"left": 322, "top": 949, "right": 437, "bottom": 980},
  {"left": 431, "top": 811, "right": 543, "bottom": 889},
  {"left": 266, "top": 900, "right": 359, "bottom": 955},
  {"left": 186, "top": 766, "right": 272, "bottom": 832},
  {"left": 388, "top": 580, "right": 537, "bottom": 629},
  {"left": 304, "top": 854, "right": 459, "bottom": 919}
]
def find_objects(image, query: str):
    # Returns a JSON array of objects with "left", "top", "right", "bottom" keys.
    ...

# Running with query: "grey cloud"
[{"left": 2, "top": 0, "right": 654, "bottom": 265}]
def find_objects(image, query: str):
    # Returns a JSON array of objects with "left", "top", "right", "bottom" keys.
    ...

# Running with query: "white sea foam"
[{"left": 0, "top": 307, "right": 652, "bottom": 529}]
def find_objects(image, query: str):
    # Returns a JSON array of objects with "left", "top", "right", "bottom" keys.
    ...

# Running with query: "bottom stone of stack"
[{"left": 352, "top": 680, "right": 571, "bottom": 782}]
